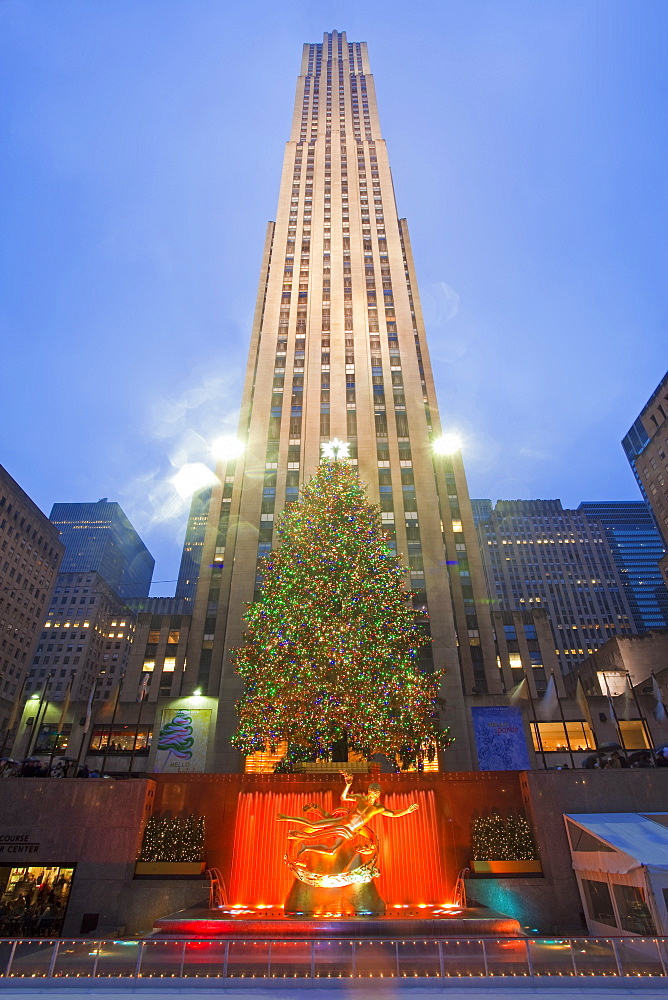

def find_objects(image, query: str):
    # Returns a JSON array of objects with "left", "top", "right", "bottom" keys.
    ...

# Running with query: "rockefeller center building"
[{"left": 178, "top": 31, "right": 501, "bottom": 771}]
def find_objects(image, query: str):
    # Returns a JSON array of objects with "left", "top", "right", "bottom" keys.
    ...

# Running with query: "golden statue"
[{"left": 277, "top": 772, "right": 418, "bottom": 899}]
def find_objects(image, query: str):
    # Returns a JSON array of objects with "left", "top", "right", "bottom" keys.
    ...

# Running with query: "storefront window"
[
  {"left": 245, "top": 741, "right": 288, "bottom": 773},
  {"left": 88, "top": 726, "right": 152, "bottom": 753},
  {"left": 531, "top": 721, "right": 595, "bottom": 752},
  {"left": 581, "top": 877, "right": 617, "bottom": 928},
  {"left": 613, "top": 882, "right": 656, "bottom": 934},
  {"left": 0, "top": 865, "right": 74, "bottom": 937},
  {"left": 34, "top": 725, "right": 72, "bottom": 754},
  {"left": 618, "top": 721, "right": 650, "bottom": 750}
]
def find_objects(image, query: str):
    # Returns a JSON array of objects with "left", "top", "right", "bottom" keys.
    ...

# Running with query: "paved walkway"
[{"left": 2, "top": 985, "right": 668, "bottom": 998}]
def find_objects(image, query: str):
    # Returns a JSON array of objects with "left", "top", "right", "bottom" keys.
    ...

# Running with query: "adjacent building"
[
  {"left": 578, "top": 502, "right": 668, "bottom": 632},
  {"left": 0, "top": 466, "right": 64, "bottom": 747},
  {"left": 175, "top": 488, "right": 212, "bottom": 605},
  {"left": 623, "top": 371, "right": 668, "bottom": 589},
  {"left": 473, "top": 499, "right": 636, "bottom": 675},
  {"left": 13, "top": 500, "right": 155, "bottom": 759},
  {"left": 24, "top": 571, "right": 135, "bottom": 702},
  {"left": 50, "top": 500, "right": 154, "bottom": 600}
]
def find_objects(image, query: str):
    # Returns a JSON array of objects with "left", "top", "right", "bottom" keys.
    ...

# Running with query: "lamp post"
[{"left": 26, "top": 670, "right": 55, "bottom": 761}]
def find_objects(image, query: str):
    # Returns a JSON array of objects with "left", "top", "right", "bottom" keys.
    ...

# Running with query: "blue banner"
[{"left": 471, "top": 706, "right": 531, "bottom": 770}]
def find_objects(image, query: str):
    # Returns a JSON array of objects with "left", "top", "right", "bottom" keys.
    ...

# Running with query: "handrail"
[
  {"left": 1, "top": 935, "right": 668, "bottom": 979},
  {"left": 205, "top": 867, "right": 228, "bottom": 908},
  {"left": 452, "top": 866, "right": 469, "bottom": 908}
]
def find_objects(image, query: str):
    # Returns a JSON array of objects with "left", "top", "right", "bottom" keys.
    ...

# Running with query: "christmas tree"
[{"left": 232, "top": 459, "right": 451, "bottom": 768}]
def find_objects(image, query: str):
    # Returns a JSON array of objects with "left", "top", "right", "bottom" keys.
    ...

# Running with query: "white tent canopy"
[
  {"left": 565, "top": 813, "right": 668, "bottom": 936},
  {"left": 566, "top": 813, "right": 668, "bottom": 874}
]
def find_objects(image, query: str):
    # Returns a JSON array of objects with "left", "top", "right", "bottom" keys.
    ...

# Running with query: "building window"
[
  {"left": 245, "top": 742, "right": 287, "bottom": 774},
  {"left": 34, "top": 724, "right": 71, "bottom": 754},
  {"left": 613, "top": 883, "right": 656, "bottom": 935},
  {"left": 531, "top": 721, "right": 594, "bottom": 752},
  {"left": 618, "top": 720, "right": 650, "bottom": 750},
  {"left": 88, "top": 726, "right": 153, "bottom": 753},
  {"left": 581, "top": 878, "right": 617, "bottom": 928},
  {"left": 0, "top": 866, "right": 74, "bottom": 937}
]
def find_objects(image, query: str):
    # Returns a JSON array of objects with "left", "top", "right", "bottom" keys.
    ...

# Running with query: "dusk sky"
[{"left": 2, "top": 0, "right": 666, "bottom": 595}]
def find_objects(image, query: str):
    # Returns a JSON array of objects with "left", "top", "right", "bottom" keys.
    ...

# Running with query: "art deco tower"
[{"left": 185, "top": 32, "right": 499, "bottom": 771}]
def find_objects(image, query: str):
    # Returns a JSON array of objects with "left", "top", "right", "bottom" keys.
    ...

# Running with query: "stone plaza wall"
[{"left": 2, "top": 769, "right": 668, "bottom": 936}]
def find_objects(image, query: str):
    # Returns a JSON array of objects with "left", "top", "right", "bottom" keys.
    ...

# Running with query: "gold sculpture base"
[{"left": 285, "top": 877, "right": 386, "bottom": 917}]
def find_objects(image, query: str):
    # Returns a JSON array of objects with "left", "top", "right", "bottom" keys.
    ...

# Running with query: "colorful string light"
[{"left": 232, "top": 461, "right": 452, "bottom": 769}]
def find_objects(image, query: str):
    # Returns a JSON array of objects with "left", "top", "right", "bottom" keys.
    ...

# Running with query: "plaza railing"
[{"left": 1, "top": 935, "right": 668, "bottom": 979}]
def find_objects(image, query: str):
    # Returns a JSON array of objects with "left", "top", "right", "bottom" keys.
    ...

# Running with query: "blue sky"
[{"left": 1, "top": 0, "right": 666, "bottom": 594}]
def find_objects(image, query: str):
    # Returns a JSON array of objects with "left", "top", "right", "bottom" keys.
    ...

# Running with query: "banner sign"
[
  {"left": 471, "top": 706, "right": 530, "bottom": 770},
  {"left": 154, "top": 708, "right": 211, "bottom": 773}
]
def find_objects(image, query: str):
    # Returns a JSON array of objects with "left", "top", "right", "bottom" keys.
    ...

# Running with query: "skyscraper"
[
  {"left": 50, "top": 500, "right": 154, "bottom": 600},
  {"left": 175, "top": 488, "right": 212, "bottom": 605},
  {"left": 578, "top": 502, "right": 668, "bottom": 632},
  {"left": 473, "top": 499, "right": 636, "bottom": 675},
  {"left": 623, "top": 372, "right": 668, "bottom": 589},
  {"left": 0, "top": 465, "right": 63, "bottom": 745},
  {"left": 181, "top": 31, "right": 498, "bottom": 772}
]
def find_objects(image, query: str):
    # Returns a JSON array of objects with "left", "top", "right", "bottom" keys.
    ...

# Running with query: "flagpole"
[
  {"left": 74, "top": 674, "right": 101, "bottom": 775},
  {"left": 0, "top": 676, "right": 27, "bottom": 757},
  {"left": 49, "top": 671, "right": 76, "bottom": 775},
  {"left": 128, "top": 675, "right": 148, "bottom": 776},
  {"left": 630, "top": 671, "right": 657, "bottom": 763},
  {"left": 100, "top": 671, "right": 124, "bottom": 776},
  {"left": 602, "top": 671, "right": 630, "bottom": 765},
  {"left": 526, "top": 679, "right": 548, "bottom": 770},
  {"left": 551, "top": 670, "right": 576, "bottom": 769}
]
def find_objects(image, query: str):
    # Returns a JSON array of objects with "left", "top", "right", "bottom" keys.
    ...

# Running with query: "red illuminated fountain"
[{"left": 154, "top": 772, "right": 522, "bottom": 939}]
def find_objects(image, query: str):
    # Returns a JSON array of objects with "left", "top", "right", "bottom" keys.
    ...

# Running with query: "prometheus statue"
[{"left": 277, "top": 771, "right": 418, "bottom": 890}]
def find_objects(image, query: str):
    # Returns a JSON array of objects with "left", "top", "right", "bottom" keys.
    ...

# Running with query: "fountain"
[{"left": 153, "top": 772, "right": 522, "bottom": 939}]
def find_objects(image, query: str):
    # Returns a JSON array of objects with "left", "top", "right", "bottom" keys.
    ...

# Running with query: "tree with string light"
[{"left": 232, "top": 447, "right": 452, "bottom": 769}]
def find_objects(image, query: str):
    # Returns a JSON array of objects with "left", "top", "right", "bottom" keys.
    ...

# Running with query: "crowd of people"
[
  {"left": 0, "top": 757, "right": 104, "bottom": 778},
  {"left": 0, "top": 872, "right": 70, "bottom": 937}
]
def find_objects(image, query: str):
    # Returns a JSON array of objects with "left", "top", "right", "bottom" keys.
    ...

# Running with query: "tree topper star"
[{"left": 320, "top": 438, "right": 350, "bottom": 462}]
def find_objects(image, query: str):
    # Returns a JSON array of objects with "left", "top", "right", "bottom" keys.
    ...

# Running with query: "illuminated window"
[
  {"left": 167, "top": 631, "right": 180, "bottom": 644},
  {"left": 163, "top": 658, "right": 176, "bottom": 672},
  {"left": 619, "top": 720, "right": 650, "bottom": 750},
  {"left": 89, "top": 726, "right": 153, "bottom": 752},
  {"left": 396, "top": 753, "right": 439, "bottom": 773},
  {"left": 531, "top": 721, "right": 595, "bottom": 752},
  {"left": 452, "top": 520, "right": 463, "bottom": 533},
  {"left": 143, "top": 660, "right": 155, "bottom": 672},
  {"left": 148, "top": 631, "right": 161, "bottom": 644},
  {"left": 245, "top": 742, "right": 288, "bottom": 773}
]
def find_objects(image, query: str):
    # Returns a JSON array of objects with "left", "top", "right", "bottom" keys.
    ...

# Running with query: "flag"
[
  {"left": 537, "top": 675, "right": 558, "bottom": 721},
  {"left": 96, "top": 678, "right": 121, "bottom": 721},
  {"left": 601, "top": 675, "right": 617, "bottom": 728},
  {"left": 137, "top": 673, "right": 150, "bottom": 702},
  {"left": 652, "top": 674, "right": 666, "bottom": 722},
  {"left": 56, "top": 674, "right": 74, "bottom": 734},
  {"left": 82, "top": 686, "right": 95, "bottom": 734},
  {"left": 575, "top": 679, "right": 593, "bottom": 729},
  {"left": 509, "top": 678, "right": 528, "bottom": 702},
  {"left": 614, "top": 675, "right": 633, "bottom": 722}
]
